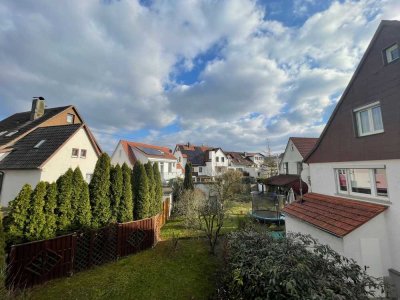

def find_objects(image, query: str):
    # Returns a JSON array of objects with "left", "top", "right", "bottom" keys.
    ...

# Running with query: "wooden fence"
[{"left": 6, "top": 198, "right": 170, "bottom": 289}]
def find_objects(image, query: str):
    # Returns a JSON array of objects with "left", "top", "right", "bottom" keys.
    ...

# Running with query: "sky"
[{"left": 0, "top": 0, "right": 399, "bottom": 154}]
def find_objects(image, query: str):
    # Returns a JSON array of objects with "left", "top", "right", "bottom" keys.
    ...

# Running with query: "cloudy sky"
[{"left": 0, "top": 0, "right": 399, "bottom": 154}]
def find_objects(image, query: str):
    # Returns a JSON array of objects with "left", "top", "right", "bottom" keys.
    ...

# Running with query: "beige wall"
[{"left": 111, "top": 142, "right": 132, "bottom": 167}]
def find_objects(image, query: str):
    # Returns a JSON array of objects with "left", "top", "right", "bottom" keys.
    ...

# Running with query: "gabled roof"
[
  {"left": 283, "top": 193, "right": 387, "bottom": 237},
  {"left": 0, "top": 124, "right": 87, "bottom": 169},
  {"left": 175, "top": 144, "right": 214, "bottom": 166},
  {"left": 289, "top": 137, "right": 318, "bottom": 158},
  {"left": 120, "top": 140, "right": 176, "bottom": 165},
  {"left": 0, "top": 106, "right": 71, "bottom": 148},
  {"left": 225, "top": 152, "right": 254, "bottom": 166}
]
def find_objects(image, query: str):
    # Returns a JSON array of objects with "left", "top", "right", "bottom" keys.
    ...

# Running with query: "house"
[
  {"left": 174, "top": 143, "right": 229, "bottom": 181},
  {"left": 0, "top": 98, "right": 102, "bottom": 207},
  {"left": 283, "top": 20, "right": 400, "bottom": 295},
  {"left": 226, "top": 151, "right": 266, "bottom": 178},
  {"left": 111, "top": 140, "right": 181, "bottom": 184}
]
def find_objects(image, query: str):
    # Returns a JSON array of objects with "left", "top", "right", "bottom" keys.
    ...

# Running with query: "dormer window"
[
  {"left": 5, "top": 130, "right": 18, "bottom": 137},
  {"left": 0, "top": 131, "right": 7, "bottom": 136},
  {"left": 34, "top": 139, "right": 46, "bottom": 148},
  {"left": 67, "top": 113, "right": 75, "bottom": 124},
  {"left": 354, "top": 102, "right": 383, "bottom": 137},
  {"left": 385, "top": 44, "right": 399, "bottom": 64}
]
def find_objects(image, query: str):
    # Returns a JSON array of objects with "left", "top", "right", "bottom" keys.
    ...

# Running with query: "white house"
[
  {"left": 283, "top": 20, "right": 400, "bottom": 297},
  {"left": 225, "top": 151, "right": 263, "bottom": 178},
  {"left": 174, "top": 143, "right": 229, "bottom": 181},
  {"left": 111, "top": 140, "right": 181, "bottom": 184},
  {"left": 0, "top": 98, "right": 102, "bottom": 206}
]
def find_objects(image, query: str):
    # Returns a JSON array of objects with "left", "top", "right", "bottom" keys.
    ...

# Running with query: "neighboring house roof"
[
  {"left": 175, "top": 144, "right": 213, "bottom": 166},
  {"left": 120, "top": 140, "right": 176, "bottom": 166},
  {"left": 0, "top": 124, "right": 93, "bottom": 170},
  {"left": 0, "top": 106, "right": 70, "bottom": 148},
  {"left": 289, "top": 137, "right": 318, "bottom": 158},
  {"left": 265, "top": 174, "right": 308, "bottom": 194},
  {"left": 283, "top": 193, "right": 387, "bottom": 237},
  {"left": 225, "top": 152, "right": 254, "bottom": 166}
]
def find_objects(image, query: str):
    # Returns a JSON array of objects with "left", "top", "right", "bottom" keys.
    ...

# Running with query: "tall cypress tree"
[
  {"left": 153, "top": 162, "right": 163, "bottom": 214},
  {"left": 26, "top": 181, "right": 47, "bottom": 241},
  {"left": 89, "top": 153, "right": 111, "bottom": 228},
  {"left": 120, "top": 163, "right": 133, "bottom": 222},
  {"left": 42, "top": 182, "right": 57, "bottom": 239},
  {"left": 5, "top": 184, "right": 32, "bottom": 243},
  {"left": 57, "top": 168, "right": 73, "bottom": 232},
  {"left": 110, "top": 164, "right": 123, "bottom": 223},
  {"left": 133, "top": 162, "right": 150, "bottom": 219},
  {"left": 144, "top": 162, "right": 156, "bottom": 216},
  {"left": 76, "top": 181, "right": 92, "bottom": 229},
  {"left": 71, "top": 167, "right": 84, "bottom": 229},
  {"left": 183, "top": 162, "right": 194, "bottom": 190}
]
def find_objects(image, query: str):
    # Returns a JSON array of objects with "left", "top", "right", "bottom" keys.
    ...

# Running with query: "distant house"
[
  {"left": 111, "top": 140, "right": 181, "bottom": 184},
  {"left": 226, "top": 151, "right": 266, "bottom": 178},
  {"left": 0, "top": 98, "right": 102, "bottom": 207},
  {"left": 174, "top": 143, "right": 229, "bottom": 181},
  {"left": 283, "top": 20, "right": 400, "bottom": 296}
]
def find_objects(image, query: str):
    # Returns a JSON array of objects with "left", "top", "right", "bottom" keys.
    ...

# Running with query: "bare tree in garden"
[
  {"left": 175, "top": 188, "right": 206, "bottom": 229},
  {"left": 26, "top": 181, "right": 47, "bottom": 241},
  {"left": 119, "top": 163, "right": 133, "bottom": 222},
  {"left": 5, "top": 184, "right": 32, "bottom": 243},
  {"left": 42, "top": 182, "right": 58, "bottom": 239}
]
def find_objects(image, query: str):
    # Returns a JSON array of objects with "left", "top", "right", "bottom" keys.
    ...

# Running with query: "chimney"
[{"left": 31, "top": 97, "right": 45, "bottom": 120}]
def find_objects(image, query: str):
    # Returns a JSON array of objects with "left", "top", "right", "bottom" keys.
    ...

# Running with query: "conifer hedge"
[
  {"left": 119, "top": 163, "right": 133, "bottom": 222},
  {"left": 133, "top": 162, "right": 150, "bottom": 219},
  {"left": 153, "top": 162, "right": 163, "bottom": 214},
  {"left": 57, "top": 168, "right": 73, "bottom": 232},
  {"left": 42, "top": 182, "right": 57, "bottom": 239},
  {"left": 183, "top": 162, "right": 194, "bottom": 190},
  {"left": 110, "top": 164, "right": 123, "bottom": 223},
  {"left": 72, "top": 167, "right": 92, "bottom": 229},
  {"left": 26, "top": 181, "right": 47, "bottom": 241},
  {"left": 145, "top": 162, "right": 156, "bottom": 216}
]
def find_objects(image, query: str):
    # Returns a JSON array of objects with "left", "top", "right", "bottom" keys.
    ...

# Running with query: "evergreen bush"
[
  {"left": 57, "top": 168, "right": 73, "bottom": 232},
  {"left": 183, "top": 162, "right": 194, "bottom": 190},
  {"left": 119, "top": 163, "right": 133, "bottom": 222},
  {"left": 153, "top": 162, "right": 163, "bottom": 214},
  {"left": 110, "top": 164, "right": 123, "bottom": 223},
  {"left": 42, "top": 182, "right": 58, "bottom": 239},
  {"left": 71, "top": 168, "right": 85, "bottom": 229},
  {"left": 144, "top": 162, "right": 156, "bottom": 216},
  {"left": 26, "top": 181, "right": 47, "bottom": 241},
  {"left": 133, "top": 162, "right": 150, "bottom": 219}
]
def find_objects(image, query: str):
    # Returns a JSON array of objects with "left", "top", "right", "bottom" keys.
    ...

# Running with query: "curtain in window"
[
  {"left": 372, "top": 106, "right": 383, "bottom": 131},
  {"left": 359, "top": 110, "right": 370, "bottom": 133}
]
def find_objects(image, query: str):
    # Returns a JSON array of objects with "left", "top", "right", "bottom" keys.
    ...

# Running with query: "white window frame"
[
  {"left": 335, "top": 168, "right": 388, "bottom": 200},
  {"left": 385, "top": 44, "right": 399, "bottom": 64},
  {"left": 216, "top": 157, "right": 219, "bottom": 162},
  {"left": 80, "top": 149, "right": 87, "bottom": 158},
  {"left": 354, "top": 102, "right": 384, "bottom": 137},
  {"left": 199, "top": 166, "right": 203, "bottom": 173},
  {"left": 72, "top": 148, "right": 79, "bottom": 158},
  {"left": 67, "top": 113, "right": 75, "bottom": 124}
]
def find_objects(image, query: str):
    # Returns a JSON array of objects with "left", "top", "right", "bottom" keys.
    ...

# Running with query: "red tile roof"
[
  {"left": 283, "top": 193, "right": 387, "bottom": 237},
  {"left": 120, "top": 140, "right": 176, "bottom": 165},
  {"left": 290, "top": 137, "right": 318, "bottom": 158}
]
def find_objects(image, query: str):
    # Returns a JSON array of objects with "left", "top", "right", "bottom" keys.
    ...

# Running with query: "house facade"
[
  {"left": 283, "top": 20, "right": 400, "bottom": 296},
  {"left": 226, "top": 151, "right": 266, "bottom": 178},
  {"left": 111, "top": 140, "right": 181, "bottom": 184},
  {"left": 0, "top": 98, "right": 102, "bottom": 206}
]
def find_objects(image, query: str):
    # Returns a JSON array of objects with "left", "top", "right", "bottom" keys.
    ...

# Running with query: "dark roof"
[
  {"left": 225, "top": 152, "right": 254, "bottom": 166},
  {"left": 0, "top": 106, "right": 71, "bottom": 148},
  {"left": 266, "top": 174, "right": 300, "bottom": 186},
  {"left": 289, "top": 137, "right": 318, "bottom": 158},
  {"left": 0, "top": 124, "right": 81, "bottom": 169},
  {"left": 283, "top": 193, "right": 387, "bottom": 237},
  {"left": 175, "top": 144, "right": 213, "bottom": 166}
]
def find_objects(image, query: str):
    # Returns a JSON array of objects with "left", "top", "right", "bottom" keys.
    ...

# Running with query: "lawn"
[{"left": 0, "top": 200, "right": 275, "bottom": 300}]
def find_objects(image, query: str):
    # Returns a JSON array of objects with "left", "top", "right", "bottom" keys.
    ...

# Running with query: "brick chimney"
[{"left": 30, "top": 97, "right": 45, "bottom": 120}]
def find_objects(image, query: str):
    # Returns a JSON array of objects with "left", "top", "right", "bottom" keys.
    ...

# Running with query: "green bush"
[
  {"left": 144, "top": 162, "right": 156, "bottom": 215},
  {"left": 218, "top": 229, "right": 383, "bottom": 299},
  {"left": 26, "top": 181, "right": 47, "bottom": 241},
  {"left": 153, "top": 162, "right": 163, "bottom": 215},
  {"left": 71, "top": 168, "right": 85, "bottom": 229},
  {"left": 183, "top": 162, "right": 194, "bottom": 190},
  {"left": 119, "top": 163, "right": 133, "bottom": 222},
  {"left": 57, "top": 168, "right": 74, "bottom": 232},
  {"left": 110, "top": 164, "right": 123, "bottom": 223},
  {"left": 5, "top": 184, "right": 32, "bottom": 243},
  {"left": 133, "top": 162, "right": 150, "bottom": 219},
  {"left": 42, "top": 182, "right": 58, "bottom": 239},
  {"left": 90, "top": 153, "right": 112, "bottom": 228}
]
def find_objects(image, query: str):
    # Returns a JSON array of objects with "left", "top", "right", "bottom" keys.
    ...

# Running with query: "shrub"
[
  {"left": 218, "top": 229, "right": 383, "bottom": 299},
  {"left": 144, "top": 162, "right": 156, "bottom": 216},
  {"left": 153, "top": 162, "right": 163, "bottom": 214},
  {"left": 183, "top": 162, "right": 194, "bottom": 190},
  {"left": 26, "top": 181, "right": 47, "bottom": 241},
  {"left": 4, "top": 184, "right": 32, "bottom": 243},
  {"left": 132, "top": 162, "right": 150, "bottom": 219},
  {"left": 71, "top": 167, "right": 85, "bottom": 229},
  {"left": 57, "top": 168, "right": 74, "bottom": 232},
  {"left": 110, "top": 164, "right": 123, "bottom": 223},
  {"left": 90, "top": 153, "right": 112, "bottom": 228},
  {"left": 42, "top": 182, "right": 58, "bottom": 239},
  {"left": 119, "top": 163, "right": 133, "bottom": 222},
  {"left": 76, "top": 181, "right": 92, "bottom": 228}
]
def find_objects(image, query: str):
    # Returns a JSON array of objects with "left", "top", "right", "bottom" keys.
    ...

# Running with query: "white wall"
[
  {"left": 111, "top": 142, "right": 132, "bottom": 167},
  {"left": 41, "top": 127, "right": 99, "bottom": 183},
  {"left": 280, "top": 140, "right": 303, "bottom": 175},
  {"left": 0, "top": 169, "right": 41, "bottom": 206}
]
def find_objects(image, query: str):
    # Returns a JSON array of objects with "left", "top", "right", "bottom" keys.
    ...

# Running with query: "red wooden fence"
[{"left": 6, "top": 198, "right": 171, "bottom": 289}]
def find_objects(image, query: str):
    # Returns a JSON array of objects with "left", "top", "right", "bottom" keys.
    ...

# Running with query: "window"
[
  {"left": 5, "top": 130, "right": 18, "bottom": 137},
  {"left": 0, "top": 131, "right": 7, "bottom": 136},
  {"left": 178, "top": 157, "right": 181, "bottom": 162},
  {"left": 297, "top": 162, "right": 302, "bottom": 175},
  {"left": 86, "top": 173, "right": 93, "bottom": 183},
  {"left": 221, "top": 157, "right": 225, "bottom": 162},
  {"left": 216, "top": 157, "right": 219, "bottom": 162},
  {"left": 291, "top": 145, "right": 294, "bottom": 151},
  {"left": 168, "top": 162, "right": 172, "bottom": 173},
  {"left": 284, "top": 162, "right": 289, "bottom": 174},
  {"left": 72, "top": 148, "right": 79, "bottom": 157},
  {"left": 354, "top": 103, "right": 383, "bottom": 136},
  {"left": 34, "top": 139, "right": 46, "bottom": 148},
  {"left": 335, "top": 168, "right": 388, "bottom": 198},
  {"left": 67, "top": 113, "right": 75, "bottom": 124},
  {"left": 0, "top": 171, "right": 4, "bottom": 194},
  {"left": 80, "top": 149, "right": 87, "bottom": 158},
  {"left": 385, "top": 44, "right": 399, "bottom": 64},
  {"left": 199, "top": 167, "right": 203, "bottom": 173},
  {"left": 160, "top": 162, "right": 164, "bottom": 173}
]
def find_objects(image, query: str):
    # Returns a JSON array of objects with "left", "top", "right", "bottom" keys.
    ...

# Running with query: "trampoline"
[{"left": 250, "top": 191, "right": 285, "bottom": 224}]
